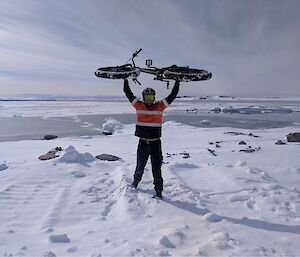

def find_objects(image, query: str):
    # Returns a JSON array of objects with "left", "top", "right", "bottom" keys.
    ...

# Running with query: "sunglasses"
[{"left": 144, "top": 94, "right": 155, "bottom": 102}]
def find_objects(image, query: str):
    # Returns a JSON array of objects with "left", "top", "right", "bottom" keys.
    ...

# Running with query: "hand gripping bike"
[{"left": 94, "top": 49, "right": 212, "bottom": 88}]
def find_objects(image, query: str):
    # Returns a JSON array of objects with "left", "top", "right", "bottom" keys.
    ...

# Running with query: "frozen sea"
[{"left": 0, "top": 97, "right": 299, "bottom": 142}]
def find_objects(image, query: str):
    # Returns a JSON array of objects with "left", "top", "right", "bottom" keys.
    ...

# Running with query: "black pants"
[{"left": 134, "top": 139, "right": 163, "bottom": 193}]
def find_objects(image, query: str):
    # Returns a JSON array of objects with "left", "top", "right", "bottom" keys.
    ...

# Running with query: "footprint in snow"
[
  {"left": 159, "top": 236, "right": 176, "bottom": 248},
  {"left": 49, "top": 234, "right": 71, "bottom": 243},
  {"left": 71, "top": 171, "right": 86, "bottom": 178},
  {"left": 203, "top": 212, "right": 223, "bottom": 222},
  {"left": 230, "top": 195, "right": 251, "bottom": 202},
  {"left": 42, "top": 252, "right": 57, "bottom": 257},
  {"left": 67, "top": 246, "right": 78, "bottom": 253}
]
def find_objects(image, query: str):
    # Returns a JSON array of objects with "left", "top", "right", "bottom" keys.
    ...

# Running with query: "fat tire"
[
  {"left": 95, "top": 65, "right": 140, "bottom": 79},
  {"left": 163, "top": 66, "right": 212, "bottom": 82}
]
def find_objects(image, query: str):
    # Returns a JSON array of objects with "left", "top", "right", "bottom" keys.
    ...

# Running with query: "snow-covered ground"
[{"left": 0, "top": 118, "right": 300, "bottom": 256}]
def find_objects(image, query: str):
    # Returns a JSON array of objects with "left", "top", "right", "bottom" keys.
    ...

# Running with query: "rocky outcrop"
[
  {"left": 39, "top": 147, "right": 63, "bottom": 161},
  {"left": 287, "top": 133, "right": 300, "bottom": 142}
]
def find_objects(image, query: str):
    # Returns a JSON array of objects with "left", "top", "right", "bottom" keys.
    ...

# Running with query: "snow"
[
  {"left": 102, "top": 117, "right": 124, "bottom": 134},
  {"left": 0, "top": 100, "right": 300, "bottom": 256},
  {"left": 58, "top": 145, "right": 95, "bottom": 164}
]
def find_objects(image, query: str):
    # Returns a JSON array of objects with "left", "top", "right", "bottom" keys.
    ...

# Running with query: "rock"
[
  {"left": 239, "top": 141, "right": 247, "bottom": 145},
  {"left": 38, "top": 152, "right": 59, "bottom": 161},
  {"left": 275, "top": 140, "right": 286, "bottom": 145},
  {"left": 239, "top": 146, "right": 261, "bottom": 153},
  {"left": 95, "top": 154, "right": 121, "bottom": 161},
  {"left": 0, "top": 163, "right": 9, "bottom": 171},
  {"left": 207, "top": 148, "right": 217, "bottom": 156},
  {"left": 39, "top": 147, "right": 63, "bottom": 161},
  {"left": 43, "top": 135, "right": 58, "bottom": 140},
  {"left": 249, "top": 132, "right": 260, "bottom": 138},
  {"left": 287, "top": 132, "right": 300, "bottom": 142},
  {"left": 224, "top": 131, "right": 245, "bottom": 136},
  {"left": 239, "top": 148, "right": 255, "bottom": 153},
  {"left": 103, "top": 131, "right": 113, "bottom": 135},
  {"left": 186, "top": 108, "right": 198, "bottom": 113},
  {"left": 180, "top": 151, "right": 190, "bottom": 159},
  {"left": 212, "top": 107, "right": 221, "bottom": 113}
]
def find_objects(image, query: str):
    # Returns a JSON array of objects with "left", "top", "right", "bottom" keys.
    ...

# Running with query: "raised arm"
[
  {"left": 165, "top": 81, "right": 180, "bottom": 105},
  {"left": 123, "top": 78, "right": 136, "bottom": 103}
]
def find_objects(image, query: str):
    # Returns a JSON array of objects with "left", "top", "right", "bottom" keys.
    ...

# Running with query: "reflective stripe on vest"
[
  {"left": 136, "top": 110, "right": 163, "bottom": 115},
  {"left": 131, "top": 98, "right": 139, "bottom": 106},
  {"left": 136, "top": 122, "right": 162, "bottom": 127}
]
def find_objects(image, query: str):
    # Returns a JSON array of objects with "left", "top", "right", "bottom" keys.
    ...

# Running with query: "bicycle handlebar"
[{"left": 133, "top": 48, "right": 142, "bottom": 58}]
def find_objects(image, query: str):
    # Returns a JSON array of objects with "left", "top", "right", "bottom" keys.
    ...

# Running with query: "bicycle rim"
[
  {"left": 163, "top": 68, "right": 212, "bottom": 82},
  {"left": 95, "top": 66, "right": 140, "bottom": 79}
]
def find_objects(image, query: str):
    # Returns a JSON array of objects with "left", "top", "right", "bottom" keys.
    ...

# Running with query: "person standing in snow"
[{"left": 123, "top": 78, "right": 180, "bottom": 198}]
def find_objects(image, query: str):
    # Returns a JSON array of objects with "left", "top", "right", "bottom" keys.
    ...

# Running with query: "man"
[{"left": 123, "top": 78, "right": 180, "bottom": 198}]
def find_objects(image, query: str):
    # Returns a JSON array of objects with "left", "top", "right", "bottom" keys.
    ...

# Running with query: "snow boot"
[
  {"left": 131, "top": 180, "right": 139, "bottom": 188},
  {"left": 156, "top": 191, "right": 162, "bottom": 199}
]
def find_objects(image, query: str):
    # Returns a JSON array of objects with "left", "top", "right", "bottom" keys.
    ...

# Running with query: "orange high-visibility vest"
[{"left": 132, "top": 98, "right": 169, "bottom": 128}]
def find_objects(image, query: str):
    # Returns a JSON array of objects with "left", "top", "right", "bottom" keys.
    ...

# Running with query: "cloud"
[{"left": 0, "top": 0, "right": 299, "bottom": 97}]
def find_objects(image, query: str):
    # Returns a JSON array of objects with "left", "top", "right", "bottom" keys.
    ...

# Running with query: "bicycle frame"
[{"left": 125, "top": 49, "right": 176, "bottom": 86}]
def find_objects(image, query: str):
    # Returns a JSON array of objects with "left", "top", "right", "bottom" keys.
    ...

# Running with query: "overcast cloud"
[{"left": 0, "top": 0, "right": 299, "bottom": 97}]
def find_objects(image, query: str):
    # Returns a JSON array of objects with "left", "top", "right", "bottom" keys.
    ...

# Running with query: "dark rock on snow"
[
  {"left": 287, "top": 133, "right": 300, "bottom": 142},
  {"left": 275, "top": 140, "right": 286, "bottom": 145},
  {"left": 95, "top": 154, "right": 121, "bottom": 161},
  {"left": 103, "top": 131, "right": 113, "bottom": 135},
  {"left": 43, "top": 135, "right": 58, "bottom": 140},
  {"left": 39, "top": 152, "right": 59, "bottom": 161},
  {"left": 39, "top": 147, "right": 63, "bottom": 161},
  {"left": 239, "top": 146, "right": 261, "bottom": 153}
]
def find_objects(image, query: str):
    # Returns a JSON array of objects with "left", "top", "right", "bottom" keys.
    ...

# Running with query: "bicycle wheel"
[
  {"left": 163, "top": 66, "right": 212, "bottom": 82},
  {"left": 95, "top": 65, "right": 140, "bottom": 79}
]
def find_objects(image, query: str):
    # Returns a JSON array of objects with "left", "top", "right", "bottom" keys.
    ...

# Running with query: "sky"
[{"left": 0, "top": 0, "right": 300, "bottom": 98}]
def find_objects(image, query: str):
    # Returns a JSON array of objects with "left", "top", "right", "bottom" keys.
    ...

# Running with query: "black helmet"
[
  {"left": 142, "top": 87, "right": 156, "bottom": 96},
  {"left": 142, "top": 87, "right": 156, "bottom": 104}
]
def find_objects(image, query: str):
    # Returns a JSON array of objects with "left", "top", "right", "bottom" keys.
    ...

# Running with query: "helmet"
[
  {"left": 142, "top": 87, "right": 156, "bottom": 104},
  {"left": 142, "top": 87, "right": 156, "bottom": 96}
]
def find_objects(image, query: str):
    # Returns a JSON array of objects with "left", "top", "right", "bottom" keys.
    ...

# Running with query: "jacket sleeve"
[
  {"left": 165, "top": 81, "right": 180, "bottom": 105},
  {"left": 123, "top": 79, "right": 136, "bottom": 103}
]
